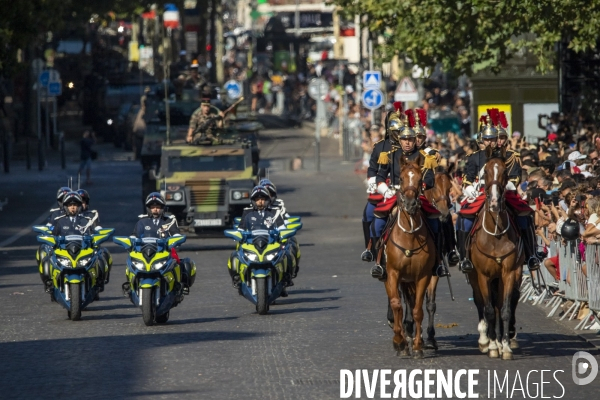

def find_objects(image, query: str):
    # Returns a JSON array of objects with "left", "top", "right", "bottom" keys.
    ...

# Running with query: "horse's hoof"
[
  {"left": 509, "top": 339, "right": 519, "bottom": 349},
  {"left": 479, "top": 342, "right": 489, "bottom": 353},
  {"left": 502, "top": 351, "right": 514, "bottom": 360},
  {"left": 413, "top": 350, "right": 424, "bottom": 359},
  {"left": 401, "top": 347, "right": 411, "bottom": 357},
  {"left": 488, "top": 349, "right": 500, "bottom": 358},
  {"left": 387, "top": 320, "right": 394, "bottom": 330},
  {"left": 425, "top": 339, "right": 438, "bottom": 350}
]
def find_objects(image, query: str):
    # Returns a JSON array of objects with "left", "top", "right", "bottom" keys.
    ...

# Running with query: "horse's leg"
[
  {"left": 402, "top": 282, "right": 416, "bottom": 356},
  {"left": 385, "top": 268, "right": 407, "bottom": 354},
  {"left": 425, "top": 276, "right": 439, "bottom": 350},
  {"left": 387, "top": 298, "right": 394, "bottom": 328},
  {"left": 412, "top": 276, "right": 430, "bottom": 359},
  {"left": 492, "top": 280, "right": 503, "bottom": 356},
  {"left": 468, "top": 270, "right": 489, "bottom": 353},
  {"left": 499, "top": 271, "right": 517, "bottom": 360},
  {"left": 477, "top": 272, "right": 498, "bottom": 358},
  {"left": 509, "top": 268, "right": 523, "bottom": 349}
]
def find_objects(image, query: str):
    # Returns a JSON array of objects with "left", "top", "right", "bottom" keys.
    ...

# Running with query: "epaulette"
[
  {"left": 138, "top": 214, "right": 148, "bottom": 219},
  {"left": 422, "top": 154, "right": 438, "bottom": 171},
  {"left": 372, "top": 138, "right": 384, "bottom": 149},
  {"left": 377, "top": 150, "right": 391, "bottom": 165},
  {"left": 54, "top": 214, "right": 67, "bottom": 221},
  {"left": 50, "top": 208, "right": 60, "bottom": 212}
]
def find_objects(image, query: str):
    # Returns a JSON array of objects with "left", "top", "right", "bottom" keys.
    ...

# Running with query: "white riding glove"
[
  {"left": 378, "top": 183, "right": 396, "bottom": 200},
  {"left": 463, "top": 185, "right": 477, "bottom": 199},
  {"left": 366, "top": 176, "right": 377, "bottom": 194}
]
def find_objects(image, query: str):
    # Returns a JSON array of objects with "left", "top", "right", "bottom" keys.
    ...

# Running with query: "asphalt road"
[{"left": 0, "top": 124, "right": 599, "bottom": 399}]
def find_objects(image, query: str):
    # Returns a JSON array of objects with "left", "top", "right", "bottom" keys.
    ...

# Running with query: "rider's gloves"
[
  {"left": 377, "top": 182, "right": 395, "bottom": 200},
  {"left": 366, "top": 176, "right": 377, "bottom": 194},
  {"left": 463, "top": 185, "right": 477, "bottom": 199},
  {"left": 505, "top": 181, "right": 516, "bottom": 191}
]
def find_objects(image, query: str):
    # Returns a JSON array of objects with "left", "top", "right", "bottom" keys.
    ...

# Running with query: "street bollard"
[
  {"left": 60, "top": 132, "right": 66, "bottom": 169},
  {"left": 38, "top": 138, "right": 44, "bottom": 171},
  {"left": 26, "top": 138, "right": 31, "bottom": 170}
]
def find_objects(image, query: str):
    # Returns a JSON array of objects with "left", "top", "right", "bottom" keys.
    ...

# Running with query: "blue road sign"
[
  {"left": 48, "top": 81, "right": 62, "bottom": 96},
  {"left": 224, "top": 80, "right": 242, "bottom": 99},
  {"left": 363, "top": 71, "right": 381, "bottom": 88},
  {"left": 39, "top": 71, "right": 50, "bottom": 86},
  {"left": 362, "top": 89, "right": 384, "bottom": 110}
]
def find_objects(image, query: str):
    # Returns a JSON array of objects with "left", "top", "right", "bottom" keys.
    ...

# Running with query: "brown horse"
[
  {"left": 421, "top": 169, "right": 453, "bottom": 349},
  {"left": 467, "top": 149, "right": 524, "bottom": 360},
  {"left": 385, "top": 156, "right": 436, "bottom": 358}
]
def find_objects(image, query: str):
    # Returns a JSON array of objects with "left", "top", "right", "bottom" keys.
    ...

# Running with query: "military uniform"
[
  {"left": 46, "top": 208, "right": 65, "bottom": 226},
  {"left": 52, "top": 214, "right": 95, "bottom": 236},
  {"left": 238, "top": 207, "right": 285, "bottom": 231},
  {"left": 463, "top": 149, "right": 521, "bottom": 188},
  {"left": 188, "top": 108, "right": 220, "bottom": 143},
  {"left": 133, "top": 214, "right": 180, "bottom": 238},
  {"left": 376, "top": 147, "right": 436, "bottom": 189}
]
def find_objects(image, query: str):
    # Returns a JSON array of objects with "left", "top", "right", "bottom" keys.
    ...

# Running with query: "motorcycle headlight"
[
  {"left": 232, "top": 190, "right": 249, "bottom": 201},
  {"left": 152, "top": 260, "right": 167, "bottom": 270},
  {"left": 57, "top": 257, "right": 72, "bottom": 267},
  {"left": 243, "top": 251, "right": 258, "bottom": 261},
  {"left": 173, "top": 192, "right": 183, "bottom": 201},
  {"left": 77, "top": 257, "right": 92, "bottom": 268},
  {"left": 265, "top": 250, "right": 279, "bottom": 261},
  {"left": 131, "top": 260, "right": 145, "bottom": 270}
]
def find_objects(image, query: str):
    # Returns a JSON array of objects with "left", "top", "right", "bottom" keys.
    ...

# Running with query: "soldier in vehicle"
[
  {"left": 186, "top": 95, "right": 224, "bottom": 144},
  {"left": 133, "top": 192, "right": 196, "bottom": 289}
]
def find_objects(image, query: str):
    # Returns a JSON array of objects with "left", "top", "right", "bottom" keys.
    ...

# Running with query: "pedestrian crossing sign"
[{"left": 363, "top": 71, "right": 381, "bottom": 89}]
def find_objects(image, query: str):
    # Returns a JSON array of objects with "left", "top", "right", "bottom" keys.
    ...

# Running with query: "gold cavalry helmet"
[
  {"left": 398, "top": 109, "right": 417, "bottom": 139},
  {"left": 387, "top": 102, "right": 404, "bottom": 144},
  {"left": 479, "top": 110, "right": 498, "bottom": 140},
  {"left": 414, "top": 108, "right": 427, "bottom": 137}
]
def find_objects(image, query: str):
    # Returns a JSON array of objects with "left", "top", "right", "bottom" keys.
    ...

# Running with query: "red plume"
[
  {"left": 405, "top": 109, "right": 416, "bottom": 128},
  {"left": 416, "top": 108, "right": 427, "bottom": 126},
  {"left": 499, "top": 111, "right": 508, "bottom": 129},
  {"left": 393, "top": 101, "right": 403, "bottom": 113},
  {"left": 487, "top": 108, "right": 500, "bottom": 126},
  {"left": 479, "top": 115, "right": 488, "bottom": 124}
]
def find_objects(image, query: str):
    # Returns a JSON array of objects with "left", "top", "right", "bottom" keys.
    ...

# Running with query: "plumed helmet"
[
  {"left": 479, "top": 113, "right": 498, "bottom": 140},
  {"left": 62, "top": 191, "right": 83, "bottom": 215},
  {"left": 250, "top": 186, "right": 272, "bottom": 209},
  {"left": 56, "top": 186, "right": 71, "bottom": 206},
  {"left": 386, "top": 102, "right": 404, "bottom": 141},
  {"left": 497, "top": 111, "right": 509, "bottom": 138},
  {"left": 397, "top": 109, "right": 417, "bottom": 139},
  {"left": 76, "top": 189, "right": 90, "bottom": 205},
  {"left": 145, "top": 192, "right": 166, "bottom": 217},
  {"left": 560, "top": 219, "right": 580, "bottom": 241},
  {"left": 259, "top": 179, "right": 277, "bottom": 198},
  {"left": 414, "top": 108, "right": 427, "bottom": 137}
]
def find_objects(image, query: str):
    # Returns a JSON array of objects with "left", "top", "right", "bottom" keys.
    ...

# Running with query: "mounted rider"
[
  {"left": 360, "top": 105, "right": 396, "bottom": 263},
  {"left": 455, "top": 108, "right": 539, "bottom": 273},
  {"left": 371, "top": 108, "right": 447, "bottom": 280}
]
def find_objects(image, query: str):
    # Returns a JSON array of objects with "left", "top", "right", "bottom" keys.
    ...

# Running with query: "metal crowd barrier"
[{"left": 579, "top": 244, "right": 600, "bottom": 330}]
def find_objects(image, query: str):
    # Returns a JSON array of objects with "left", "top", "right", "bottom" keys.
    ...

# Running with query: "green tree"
[{"left": 332, "top": 0, "right": 600, "bottom": 75}]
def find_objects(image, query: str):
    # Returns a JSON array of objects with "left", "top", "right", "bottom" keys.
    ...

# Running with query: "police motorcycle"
[
  {"left": 233, "top": 215, "right": 302, "bottom": 276},
  {"left": 113, "top": 235, "right": 192, "bottom": 326},
  {"left": 225, "top": 222, "right": 301, "bottom": 315},
  {"left": 33, "top": 225, "right": 115, "bottom": 321}
]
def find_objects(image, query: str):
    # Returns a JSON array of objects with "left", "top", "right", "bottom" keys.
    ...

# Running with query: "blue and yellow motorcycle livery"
[
  {"left": 233, "top": 216, "right": 302, "bottom": 278},
  {"left": 113, "top": 235, "right": 194, "bottom": 326},
  {"left": 225, "top": 223, "right": 301, "bottom": 315},
  {"left": 33, "top": 226, "right": 114, "bottom": 321}
]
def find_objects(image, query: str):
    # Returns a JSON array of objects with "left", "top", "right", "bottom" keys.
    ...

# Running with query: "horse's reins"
[{"left": 390, "top": 174, "right": 427, "bottom": 257}]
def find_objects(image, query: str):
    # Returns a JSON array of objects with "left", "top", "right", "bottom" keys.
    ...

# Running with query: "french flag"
[{"left": 163, "top": 4, "right": 179, "bottom": 29}]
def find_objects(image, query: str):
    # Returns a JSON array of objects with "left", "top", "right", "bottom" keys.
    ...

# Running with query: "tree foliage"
[{"left": 332, "top": 0, "right": 600, "bottom": 75}]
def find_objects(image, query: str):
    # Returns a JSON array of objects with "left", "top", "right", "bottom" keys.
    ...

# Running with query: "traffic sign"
[
  {"left": 362, "top": 88, "right": 384, "bottom": 110},
  {"left": 39, "top": 69, "right": 60, "bottom": 87},
  {"left": 394, "top": 77, "right": 418, "bottom": 102},
  {"left": 363, "top": 71, "right": 381, "bottom": 89},
  {"left": 308, "top": 78, "right": 329, "bottom": 100},
  {"left": 48, "top": 81, "right": 62, "bottom": 96},
  {"left": 224, "top": 80, "right": 242, "bottom": 99}
]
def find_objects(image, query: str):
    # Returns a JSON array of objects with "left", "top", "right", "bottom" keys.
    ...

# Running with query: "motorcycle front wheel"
[
  {"left": 69, "top": 283, "right": 82, "bottom": 321},
  {"left": 255, "top": 278, "right": 269, "bottom": 315},
  {"left": 141, "top": 288, "right": 155, "bottom": 326}
]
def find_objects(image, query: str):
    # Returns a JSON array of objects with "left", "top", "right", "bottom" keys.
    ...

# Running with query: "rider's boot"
[
  {"left": 521, "top": 227, "right": 541, "bottom": 271},
  {"left": 370, "top": 237, "right": 387, "bottom": 281},
  {"left": 456, "top": 230, "right": 474, "bottom": 273},
  {"left": 361, "top": 221, "right": 374, "bottom": 262},
  {"left": 434, "top": 234, "right": 450, "bottom": 277}
]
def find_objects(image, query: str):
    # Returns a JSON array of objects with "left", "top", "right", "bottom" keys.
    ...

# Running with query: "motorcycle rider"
[
  {"left": 52, "top": 192, "right": 95, "bottom": 236},
  {"left": 132, "top": 192, "right": 196, "bottom": 288},
  {"left": 76, "top": 188, "right": 113, "bottom": 284},
  {"left": 259, "top": 178, "right": 301, "bottom": 278},
  {"left": 231, "top": 186, "right": 290, "bottom": 294},
  {"left": 46, "top": 186, "right": 71, "bottom": 225}
]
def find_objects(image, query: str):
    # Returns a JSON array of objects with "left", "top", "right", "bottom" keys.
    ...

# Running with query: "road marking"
[{"left": 0, "top": 207, "right": 50, "bottom": 250}]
